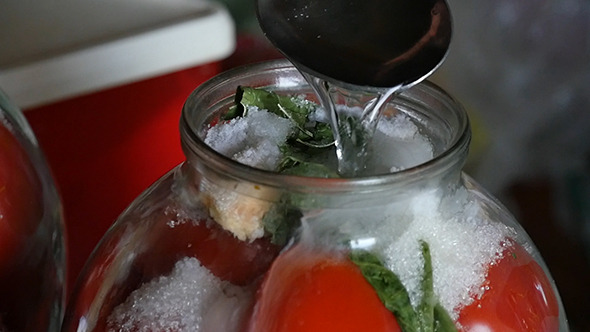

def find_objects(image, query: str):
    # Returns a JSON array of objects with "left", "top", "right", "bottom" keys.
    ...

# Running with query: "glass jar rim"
[{"left": 180, "top": 59, "right": 470, "bottom": 193}]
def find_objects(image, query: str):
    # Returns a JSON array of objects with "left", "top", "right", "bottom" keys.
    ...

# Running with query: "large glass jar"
[
  {"left": 62, "top": 60, "right": 568, "bottom": 332},
  {"left": 0, "top": 90, "right": 65, "bottom": 331}
]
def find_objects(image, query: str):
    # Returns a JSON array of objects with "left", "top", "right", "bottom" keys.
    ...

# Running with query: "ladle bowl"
[{"left": 256, "top": 0, "right": 452, "bottom": 88}]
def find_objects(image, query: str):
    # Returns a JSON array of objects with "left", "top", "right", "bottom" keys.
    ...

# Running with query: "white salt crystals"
[
  {"left": 371, "top": 112, "right": 433, "bottom": 172},
  {"left": 204, "top": 108, "right": 294, "bottom": 171},
  {"left": 108, "top": 257, "right": 247, "bottom": 332},
  {"left": 376, "top": 111, "right": 421, "bottom": 141},
  {"left": 382, "top": 189, "right": 514, "bottom": 319}
]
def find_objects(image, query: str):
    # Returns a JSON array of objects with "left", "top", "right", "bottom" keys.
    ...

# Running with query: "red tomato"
[
  {"left": 0, "top": 123, "right": 43, "bottom": 267},
  {"left": 457, "top": 241, "right": 559, "bottom": 332},
  {"left": 137, "top": 211, "right": 281, "bottom": 286},
  {"left": 0, "top": 121, "right": 51, "bottom": 332},
  {"left": 245, "top": 243, "right": 402, "bottom": 332}
]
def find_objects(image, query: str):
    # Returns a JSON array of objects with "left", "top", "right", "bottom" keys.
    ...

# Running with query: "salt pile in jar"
[{"left": 107, "top": 258, "right": 250, "bottom": 332}]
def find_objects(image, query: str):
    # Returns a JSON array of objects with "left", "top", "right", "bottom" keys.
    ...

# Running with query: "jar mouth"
[{"left": 180, "top": 59, "right": 470, "bottom": 193}]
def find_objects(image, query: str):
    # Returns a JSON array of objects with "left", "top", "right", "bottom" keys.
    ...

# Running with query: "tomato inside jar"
[
  {"left": 0, "top": 122, "right": 43, "bottom": 265},
  {"left": 0, "top": 94, "right": 65, "bottom": 331}
]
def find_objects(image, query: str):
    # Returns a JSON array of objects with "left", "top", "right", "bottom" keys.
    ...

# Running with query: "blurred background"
[{"left": 1, "top": 0, "right": 589, "bottom": 330}]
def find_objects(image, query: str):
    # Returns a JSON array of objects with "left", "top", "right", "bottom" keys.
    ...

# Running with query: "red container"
[{"left": 0, "top": 0, "right": 235, "bottom": 293}]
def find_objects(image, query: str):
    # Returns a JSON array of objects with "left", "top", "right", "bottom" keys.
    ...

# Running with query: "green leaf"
[
  {"left": 419, "top": 240, "right": 435, "bottom": 332},
  {"left": 262, "top": 201, "right": 302, "bottom": 246},
  {"left": 277, "top": 146, "right": 339, "bottom": 178},
  {"left": 351, "top": 243, "right": 459, "bottom": 332},
  {"left": 419, "top": 241, "right": 458, "bottom": 332},
  {"left": 237, "top": 86, "right": 311, "bottom": 127},
  {"left": 350, "top": 251, "right": 420, "bottom": 332},
  {"left": 222, "top": 86, "right": 247, "bottom": 120},
  {"left": 296, "top": 121, "right": 335, "bottom": 148},
  {"left": 433, "top": 303, "right": 458, "bottom": 332},
  {"left": 277, "top": 138, "right": 339, "bottom": 178}
]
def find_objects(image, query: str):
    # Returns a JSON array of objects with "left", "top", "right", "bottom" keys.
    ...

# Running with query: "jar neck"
[{"left": 179, "top": 60, "right": 470, "bottom": 206}]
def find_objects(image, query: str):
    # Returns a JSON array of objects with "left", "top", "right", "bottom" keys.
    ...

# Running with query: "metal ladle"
[{"left": 256, "top": 0, "right": 452, "bottom": 88}]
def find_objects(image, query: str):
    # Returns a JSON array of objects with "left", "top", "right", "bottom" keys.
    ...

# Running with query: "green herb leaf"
[
  {"left": 419, "top": 240, "right": 435, "bottom": 332},
  {"left": 434, "top": 303, "right": 458, "bottom": 332},
  {"left": 222, "top": 86, "right": 247, "bottom": 120},
  {"left": 295, "top": 121, "right": 335, "bottom": 149},
  {"left": 277, "top": 145, "right": 339, "bottom": 178},
  {"left": 351, "top": 243, "right": 459, "bottom": 332},
  {"left": 237, "top": 86, "right": 311, "bottom": 126},
  {"left": 261, "top": 199, "right": 303, "bottom": 246},
  {"left": 350, "top": 251, "right": 420, "bottom": 332}
]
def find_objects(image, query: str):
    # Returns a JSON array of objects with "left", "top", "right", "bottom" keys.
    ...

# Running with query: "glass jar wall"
[
  {"left": 0, "top": 90, "right": 65, "bottom": 331},
  {"left": 62, "top": 60, "right": 568, "bottom": 331}
]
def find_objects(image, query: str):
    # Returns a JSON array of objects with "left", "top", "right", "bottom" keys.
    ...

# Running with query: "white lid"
[{"left": 0, "top": 0, "right": 236, "bottom": 108}]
